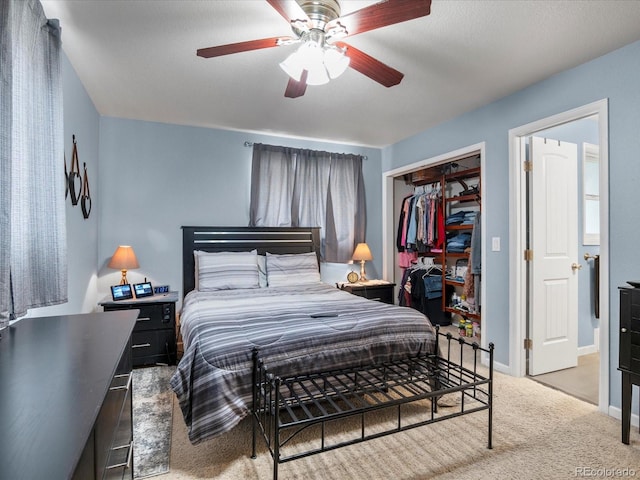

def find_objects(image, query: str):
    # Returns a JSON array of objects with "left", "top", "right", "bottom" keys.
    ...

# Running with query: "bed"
[{"left": 170, "top": 226, "right": 493, "bottom": 477}]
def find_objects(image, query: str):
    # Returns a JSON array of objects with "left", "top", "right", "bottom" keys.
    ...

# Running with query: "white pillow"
[
  {"left": 194, "top": 250, "right": 259, "bottom": 291},
  {"left": 266, "top": 252, "right": 320, "bottom": 287},
  {"left": 257, "top": 255, "right": 268, "bottom": 287}
]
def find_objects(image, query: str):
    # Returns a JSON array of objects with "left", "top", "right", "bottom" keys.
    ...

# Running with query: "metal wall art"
[{"left": 64, "top": 134, "right": 92, "bottom": 219}]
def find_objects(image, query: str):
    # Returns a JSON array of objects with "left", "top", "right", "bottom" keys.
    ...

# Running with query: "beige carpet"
[{"left": 153, "top": 369, "right": 640, "bottom": 480}]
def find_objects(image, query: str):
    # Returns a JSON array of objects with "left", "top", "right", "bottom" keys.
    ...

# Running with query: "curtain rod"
[{"left": 244, "top": 141, "right": 367, "bottom": 160}]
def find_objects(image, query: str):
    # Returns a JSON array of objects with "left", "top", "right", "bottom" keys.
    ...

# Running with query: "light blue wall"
[
  {"left": 383, "top": 39, "right": 640, "bottom": 409},
  {"left": 53, "top": 37, "right": 640, "bottom": 413},
  {"left": 96, "top": 118, "right": 382, "bottom": 298}
]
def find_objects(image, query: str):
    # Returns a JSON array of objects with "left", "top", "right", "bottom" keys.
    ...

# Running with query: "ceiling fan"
[{"left": 196, "top": 0, "right": 432, "bottom": 98}]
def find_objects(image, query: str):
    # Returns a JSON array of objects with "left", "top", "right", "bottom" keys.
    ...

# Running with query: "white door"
[{"left": 529, "top": 136, "right": 579, "bottom": 376}]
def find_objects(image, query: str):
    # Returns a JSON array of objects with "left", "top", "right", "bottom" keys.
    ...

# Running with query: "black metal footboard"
[{"left": 251, "top": 328, "right": 494, "bottom": 480}]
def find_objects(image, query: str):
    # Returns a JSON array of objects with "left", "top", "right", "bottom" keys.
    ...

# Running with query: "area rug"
[{"left": 132, "top": 365, "right": 175, "bottom": 478}]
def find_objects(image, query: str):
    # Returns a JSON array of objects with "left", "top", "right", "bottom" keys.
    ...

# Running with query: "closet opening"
[{"left": 382, "top": 143, "right": 486, "bottom": 349}]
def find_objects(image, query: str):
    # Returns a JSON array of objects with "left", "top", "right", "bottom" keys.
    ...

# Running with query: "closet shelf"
[
  {"left": 445, "top": 307, "right": 481, "bottom": 320},
  {"left": 445, "top": 166, "right": 481, "bottom": 181},
  {"left": 444, "top": 252, "right": 469, "bottom": 259},
  {"left": 441, "top": 157, "right": 481, "bottom": 327},
  {"left": 445, "top": 193, "right": 481, "bottom": 204}
]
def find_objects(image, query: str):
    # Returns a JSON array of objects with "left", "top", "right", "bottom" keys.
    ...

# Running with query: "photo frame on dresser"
[
  {"left": 111, "top": 284, "right": 133, "bottom": 301},
  {"left": 133, "top": 282, "right": 154, "bottom": 298}
]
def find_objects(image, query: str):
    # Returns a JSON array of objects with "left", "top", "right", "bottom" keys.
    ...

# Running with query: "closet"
[{"left": 394, "top": 153, "right": 482, "bottom": 338}]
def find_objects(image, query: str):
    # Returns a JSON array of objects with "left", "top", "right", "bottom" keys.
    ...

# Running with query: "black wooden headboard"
[{"left": 181, "top": 226, "right": 321, "bottom": 297}]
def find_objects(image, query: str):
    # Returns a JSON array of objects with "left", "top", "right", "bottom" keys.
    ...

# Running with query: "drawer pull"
[
  {"left": 137, "top": 317, "right": 151, "bottom": 321},
  {"left": 109, "top": 372, "right": 132, "bottom": 391},
  {"left": 106, "top": 441, "right": 133, "bottom": 470},
  {"left": 132, "top": 343, "right": 151, "bottom": 349}
]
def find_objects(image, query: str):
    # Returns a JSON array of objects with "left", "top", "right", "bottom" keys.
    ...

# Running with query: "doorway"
[{"left": 509, "top": 99, "right": 609, "bottom": 412}]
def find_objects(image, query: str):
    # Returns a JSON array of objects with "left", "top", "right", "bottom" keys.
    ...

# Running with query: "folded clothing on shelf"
[
  {"left": 446, "top": 232, "right": 472, "bottom": 252},
  {"left": 445, "top": 210, "right": 477, "bottom": 226}
]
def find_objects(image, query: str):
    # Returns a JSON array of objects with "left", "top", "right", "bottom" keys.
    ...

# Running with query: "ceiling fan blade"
[
  {"left": 197, "top": 36, "right": 292, "bottom": 58},
  {"left": 336, "top": 42, "right": 404, "bottom": 88},
  {"left": 328, "top": 0, "right": 431, "bottom": 38},
  {"left": 266, "top": 0, "right": 309, "bottom": 23},
  {"left": 284, "top": 71, "right": 308, "bottom": 98}
]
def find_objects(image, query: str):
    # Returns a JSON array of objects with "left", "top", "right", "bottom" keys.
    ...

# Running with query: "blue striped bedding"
[{"left": 170, "top": 282, "right": 436, "bottom": 444}]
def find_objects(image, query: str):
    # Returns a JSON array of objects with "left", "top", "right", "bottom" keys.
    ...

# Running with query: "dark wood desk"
[{"left": 0, "top": 311, "right": 138, "bottom": 479}]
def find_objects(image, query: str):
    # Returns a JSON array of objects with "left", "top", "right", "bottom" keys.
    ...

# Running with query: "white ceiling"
[{"left": 41, "top": 0, "right": 640, "bottom": 148}]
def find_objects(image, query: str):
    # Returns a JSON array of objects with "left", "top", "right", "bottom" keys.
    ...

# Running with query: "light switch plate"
[{"left": 492, "top": 237, "right": 501, "bottom": 252}]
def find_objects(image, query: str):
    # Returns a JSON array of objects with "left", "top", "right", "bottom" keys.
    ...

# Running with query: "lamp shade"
[
  {"left": 352, "top": 243, "right": 373, "bottom": 262},
  {"left": 108, "top": 246, "right": 139, "bottom": 270}
]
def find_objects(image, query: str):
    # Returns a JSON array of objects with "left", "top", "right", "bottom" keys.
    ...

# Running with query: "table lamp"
[
  {"left": 352, "top": 243, "right": 373, "bottom": 282},
  {"left": 108, "top": 245, "right": 139, "bottom": 285}
]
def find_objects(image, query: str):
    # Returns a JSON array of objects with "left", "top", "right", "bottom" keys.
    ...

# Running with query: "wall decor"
[
  {"left": 81, "top": 162, "right": 91, "bottom": 219},
  {"left": 64, "top": 153, "right": 69, "bottom": 199},
  {"left": 68, "top": 134, "right": 81, "bottom": 205}
]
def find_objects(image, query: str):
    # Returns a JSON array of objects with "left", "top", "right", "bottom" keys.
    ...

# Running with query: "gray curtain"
[
  {"left": 0, "top": 0, "right": 67, "bottom": 325},
  {"left": 249, "top": 143, "right": 365, "bottom": 263}
]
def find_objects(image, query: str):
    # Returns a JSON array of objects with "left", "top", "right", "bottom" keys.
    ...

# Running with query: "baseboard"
[
  {"left": 493, "top": 360, "right": 511, "bottom": 375},
  {"left": 578, "top": 344, "right": 598, "bottom": 356},
  {"left": 608, "top": 405, "right": 640, "bottom": 428}
]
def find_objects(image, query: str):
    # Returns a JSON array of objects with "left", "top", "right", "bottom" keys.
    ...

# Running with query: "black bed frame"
[
  {"left": 181, "top": 226, "right": 321, "bottom": 296},
  {"left": 181, "top": 226, "right": 494, "bottom": 479},
  {"left": 252, "top": 330, "right": 494, "bottom": 480}
]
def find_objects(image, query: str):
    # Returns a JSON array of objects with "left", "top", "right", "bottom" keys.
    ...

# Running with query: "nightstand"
[
  {"left": 338, "top": 281, "right": 396, "bottom": 305},
  {"left": 100, "top": 291, "right": 178, "bottom": 367}
]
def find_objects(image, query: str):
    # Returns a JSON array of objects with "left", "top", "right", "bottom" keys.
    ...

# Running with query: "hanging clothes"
[{"left": 396, "top": 183, "right": 443, "bottom": 255}]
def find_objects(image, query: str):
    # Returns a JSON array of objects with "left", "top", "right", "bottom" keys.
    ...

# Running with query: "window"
[
  {"left": 582, "top": 142, "right": 599, "bottom": 245},
  {"left": 249, "top": 143, "right": 365, "bottom": 263}
]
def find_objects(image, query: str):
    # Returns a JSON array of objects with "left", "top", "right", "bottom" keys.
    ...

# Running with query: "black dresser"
[
  {"left": 618, "top": 286, "right": 640, "bottom": 444},
  {"left": 0, "top": 311, "right": 138, "bottom": 479}
]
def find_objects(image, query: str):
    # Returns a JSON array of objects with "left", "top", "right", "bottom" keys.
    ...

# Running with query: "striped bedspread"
[{"left": 170, "top": 283, "right": 436, "bottom": 444}]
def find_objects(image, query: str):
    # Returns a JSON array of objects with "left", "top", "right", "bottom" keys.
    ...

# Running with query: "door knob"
[
  {"left": 621, "top": 328, "right": 627, "bottom": 333},
  {"left": 571, "top": 263, "right": 582, "bottom": 271}
]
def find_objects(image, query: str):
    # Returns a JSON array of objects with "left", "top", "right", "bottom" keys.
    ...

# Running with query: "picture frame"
[
  {"left": 133, "top": 282, "right": 154, "bottom": 298},
  {"left": 111, "top": 284, "right": 133, "bottom": 301}
]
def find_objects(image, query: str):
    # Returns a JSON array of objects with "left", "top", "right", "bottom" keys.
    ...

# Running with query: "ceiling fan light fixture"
[
  {"left": 305, "top": 63, "right": 330, "bottom": 85},
  {"left": 279, "top": 40, "right": 347, "bottom": 86},
  {"left": 279, "top": 49, "right": 305, "bottom": 82},
  {"left": 324, "top": 45, "right": 349, "bottom": 79}
]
